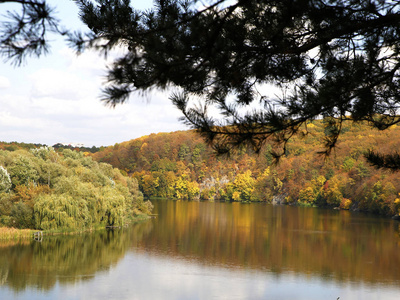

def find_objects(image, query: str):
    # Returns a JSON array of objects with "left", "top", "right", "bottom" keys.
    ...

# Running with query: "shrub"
[
  {"left": 11, "top": 202, "right": 34, "bottom": 229},
  {"left": 340, "top": 198, "right": 352, "bottom": 210}
]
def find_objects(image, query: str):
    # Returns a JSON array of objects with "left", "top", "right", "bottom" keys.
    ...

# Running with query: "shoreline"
[{"left": 0, "top": 213, "right": 151, "bottom": 241}]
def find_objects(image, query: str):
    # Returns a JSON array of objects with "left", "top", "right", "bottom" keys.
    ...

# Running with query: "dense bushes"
[{"left": 0, "top": 147, "right": 152, "bottom": 230}]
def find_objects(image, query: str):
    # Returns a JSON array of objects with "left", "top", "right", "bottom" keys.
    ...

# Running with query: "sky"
[{"left": 0, "top": 0, "right": 188, "bottom": 147}]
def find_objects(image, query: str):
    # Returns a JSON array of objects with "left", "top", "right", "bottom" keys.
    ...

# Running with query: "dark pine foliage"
[
  {"left": 70, "top": 0, "right": 400, "bottom": 168},
  {"left": 3, "top": 0, "right": 400, "bottom": 169},
  {"left": 365, "top": 150, "right": 400, "bottom": 171},
  {"left": 0, "top": 0, "right": 67, "bottom": 65}
]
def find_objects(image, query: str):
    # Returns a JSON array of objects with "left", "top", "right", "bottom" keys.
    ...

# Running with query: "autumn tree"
[
  {"left": 89, "top": 123, "right": 400, "bottom": 216},
  {"left": 227, "top": 170, "right": 255, "bottom": 202}
]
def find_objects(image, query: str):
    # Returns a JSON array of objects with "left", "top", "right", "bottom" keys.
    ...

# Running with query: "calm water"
[{"left": 1, "top": 200, "right": 400, "bottom": 299}]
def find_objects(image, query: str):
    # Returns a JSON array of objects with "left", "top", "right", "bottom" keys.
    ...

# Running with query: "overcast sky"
[{"left": 0, "top": 0, "right": 188, "bottom": 147}]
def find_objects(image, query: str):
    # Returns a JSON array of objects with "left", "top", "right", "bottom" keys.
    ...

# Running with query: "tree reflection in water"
[
  {"left": 134, "top": 200, "right": 400, "bottom": 285},
  {"left": 1, "top": 200, "right": 400, "bottom": 295},
  {"left": 0, "top": 221, "right": 153, "bottom": 291}
]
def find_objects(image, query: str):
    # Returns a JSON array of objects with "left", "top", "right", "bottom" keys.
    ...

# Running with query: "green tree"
[
  {"left": 101, "top": 186, "right": 127, "bottom": 226},
  {"left": 11, "top": 201, "right": 34, "bottom": 228},
  {"left": 8, "top": 155, "right": 40, "bottom": 187},
  {"left": 0, "top": 147, "right": 150, "bottom": 230},
  {"left": 34, "top": 194, "right": 91, "bottom": 230},
  {"left": 342, "top": 157, "right": 356, "bottom": 172},
  {"left": 30, "top": 146, "right": 57, "bottom": 161}
]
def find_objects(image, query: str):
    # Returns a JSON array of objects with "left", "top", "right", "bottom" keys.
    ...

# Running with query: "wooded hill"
[
  {"left": 91, "top": 120, "right": 400, "bottom": 217},
  {"left": 0, "top": 147, "right": 152, "bottom": 230},
  {"left": 0, "top": 141, "right": 101, "bottom": 154}
]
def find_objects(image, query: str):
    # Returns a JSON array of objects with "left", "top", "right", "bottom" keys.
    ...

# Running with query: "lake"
[{"left": 1, "top": 199, "right": 400, "bottom": 299}]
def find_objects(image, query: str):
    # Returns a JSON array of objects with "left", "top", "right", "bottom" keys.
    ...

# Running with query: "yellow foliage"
[
  {"left": 394, "top": 196, "right": 400, "bottom": 214},
  {"left": 232, "top": 170, "right": 255, "bottom": 202},
  {"left": 314, "top": 175, "right": 326, "bottom": 188},
  {"left": 140, "top": 143, "right": 148, "bottom": 151},
  {"left": 340, "top": 198, "right": 352, "bottom": 210},
  {"left": 186, "top": 180, "right": 200, "bottom": 200},
  {"left": 232, "top": 191, "right": 241, "bottom": 202},
  {"left": 14, "top": 183, "right": 51, "bottom": 208},
  {"left": 261, "top": 167, "right": 270, "bottom": 179},
  {"left": 299, "top": 186, "right": 316, "bottom": 204},
  {"left": 0, "top": 227, "right": 34, "bottom": 240},
  {"left": 307, "top": 123, "right": 316, "bottom": 129}
]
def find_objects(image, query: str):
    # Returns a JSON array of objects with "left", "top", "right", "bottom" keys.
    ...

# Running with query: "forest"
[
  {"left": 0, "top": 146, "right": 152, "bottom": 231},
  {"left": 91, "top": 119, "right": 400, "bottom": 218},
  {"left": 2, "top": 118, "right": 400, "bottom": 232},
  {"left": 0, "top": 141, "right": 102, "bottom": 154}
]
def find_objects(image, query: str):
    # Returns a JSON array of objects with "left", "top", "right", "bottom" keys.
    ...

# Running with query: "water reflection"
[
  {"left": 0, "top": 222, "right": 153, "bottom": 292},
  {"left": 134, "top": 200, "right": 400, "bottom": 285},
  {"left": 0, "top": 200, "right": 400, "bottom": 298}
]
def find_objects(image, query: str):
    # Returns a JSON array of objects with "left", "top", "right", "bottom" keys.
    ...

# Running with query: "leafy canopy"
[{"left": 3, "top": 0, "right": 400, "bottom": 166}]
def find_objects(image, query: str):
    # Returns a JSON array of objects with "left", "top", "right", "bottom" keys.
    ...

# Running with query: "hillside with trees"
[
  {"left": 0, "top": 141, "right": 46, "bottom": 152},
  {"left": 0, "top": 141, "right": 101, "bottom": 154},
  {"left": 0, "top": 147, "right": 152, "bottom": 231},
  {"left": 92, "top": 120, "right": 400, "bottom": 217}
]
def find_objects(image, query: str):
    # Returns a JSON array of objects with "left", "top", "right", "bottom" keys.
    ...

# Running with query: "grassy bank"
[
  {"left": 0, "top": 227, "right": 35, "bottom": 240},
  {"left": 0, "top": 214, "right": 151, "bottom": 240}
]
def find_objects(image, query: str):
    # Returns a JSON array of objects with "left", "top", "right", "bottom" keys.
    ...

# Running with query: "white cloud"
[
  {"left": 0, "top": 76, "right": 10, "bottom": 89},
  {"left": 0, "top": 54, "right": 187, "bottom": 147},
  {"left": 0, "top": 29, "right": 188, "bottom": 147},
  {"left": 59, "top": 47, "right": 110, "bottom": 77},
  {"left": 29, "top": 68, "right": 94, "bottom": 100}
]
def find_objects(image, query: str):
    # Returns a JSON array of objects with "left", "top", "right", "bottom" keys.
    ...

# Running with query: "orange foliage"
[
  {"left": 13, "top": 183, "right": 52, "bottom": 208},
  {"left": 90, "top": 121, "right": 400, "bottom": 216}
]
